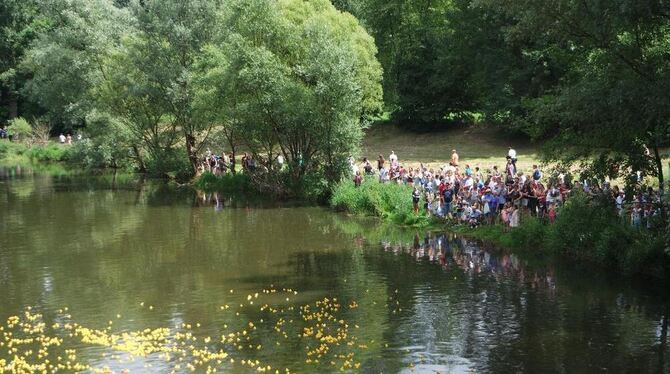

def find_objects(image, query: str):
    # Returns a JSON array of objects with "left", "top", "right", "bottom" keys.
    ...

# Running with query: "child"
[
  {"left": 510, "top": 206, "right": 520, "bottom": 228},
  {"left": 631, "top": 204, "right": 642, "bottom": 230},
  {"left": 469, "top": 203, "right": 482, "bottom": 228},
  {"left": 353, "top": 171, "right": 362, "bottom": 187},
  {"left": 501, "top": 203, "right": 510, "bottom": 228},
  {"left": 548, "top": 203, "right": 556, "bottom": 224},
  {"left": 412, "top": 187, "right": 421, "bottom": 214},
  {"left": 424, "top": 191, "right": 432, "bottom": 216}
]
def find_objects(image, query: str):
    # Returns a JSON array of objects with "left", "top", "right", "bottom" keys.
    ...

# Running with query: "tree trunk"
[
  {"left": 653, "top": 145, "right": 665, "bottom": 200},
  {"left": 132, "top": 144, "right": 146, "bottom": 173},
  {"left": 185, "top": 133, "right": 199, "bottom": 175},
  {"left": 652, "top": 145, "right": 670, "bottom": 256},
  {"left": 660, "top": 305, "right": 668, "bottom": 373},
  {"left": 230, "top": 146, "right": 236, "bottom": 175},
  {"left": 8, "top": 90, "right": 18, "bottom": 119}
]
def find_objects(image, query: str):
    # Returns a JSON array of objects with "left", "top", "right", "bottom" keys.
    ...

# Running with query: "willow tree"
[{"left": 201, "top": 0, "right": 383, "bottom": 187}]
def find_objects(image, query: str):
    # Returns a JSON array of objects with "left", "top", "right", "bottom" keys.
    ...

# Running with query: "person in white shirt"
[
  {"left": 463, "top": 176, "right": 474, "bottom": 190},
  {"left": 615, "top": 191, "right": 625, "bottom": 217},
  {"left": 59, "top": 134, "right": 66, "bottom": 144},
  {"left": 389, "top": 151, "right": 398, "bottom": 162},
  {"left": 349, "top": 156, "right": 359, "bottom": 175},
  {"left": 508, "top": 147, "right": 517, "bottom": 160},
  {"left": 510, "top": 206, "right": 520, "bottom": 228}
]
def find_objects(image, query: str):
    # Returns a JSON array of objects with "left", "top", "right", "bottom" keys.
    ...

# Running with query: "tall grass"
[
  {"left": 330, "top": 178, "right": 434, "bottom": 227},
  {"left": 0, "top": 141, "right": 72, "bottom": 164},
  {"left": 26, "top": 144, "right": 72, "bottom": 162}
]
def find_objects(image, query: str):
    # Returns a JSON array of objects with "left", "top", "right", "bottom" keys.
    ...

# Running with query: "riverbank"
[
  {"left": 330, "top": 179, "right": 669, "bottom": 280},
  {"left": 0, "top": 141, "right": 72, "bottom": 165}
]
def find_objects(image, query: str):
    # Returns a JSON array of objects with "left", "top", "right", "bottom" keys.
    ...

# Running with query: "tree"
[
  {"left": 121, "top": 0, "right": 223, "bottom": 174},
  {"left": 21, "top": 0, "right": 132, "bottom": 130},
  {"left": 0, "top": 0, "right": 49, "bottom": 123},
  {"left": 202, "top": 0, "right": 383, "bottom": 189},
  {"left": 339, "top": 0, "right": 536, "bottom": 127}
]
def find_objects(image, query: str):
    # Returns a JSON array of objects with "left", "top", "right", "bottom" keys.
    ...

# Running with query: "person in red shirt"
[{"left": 438, "top": 178, "right": 447, "bottom": 205}]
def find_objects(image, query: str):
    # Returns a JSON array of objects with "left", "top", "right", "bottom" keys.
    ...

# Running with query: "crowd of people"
[
  {"left": 200, "top": 150, "right": 235, "bottom": 175},
  {"left": 199, "top": 148, "right": 295, "bottom": 176},
  {"left": 350, "top": 148, "right": 662, "bottom": 230}
]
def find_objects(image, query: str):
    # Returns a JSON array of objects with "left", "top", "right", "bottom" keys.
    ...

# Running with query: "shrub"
[
  {"left": 68, "top": 138, "right": 133, "bottom": 170},
  {"left": 0, "top": 141, "right": 29, "bottom": 162},
  {"left": 330, "top": 178, "right": 433, "bottom": 226},
  {"left": 7, "top": 117, "right": 32, "bottom": 142},
  {"left": 507, "top": 216, "right": 547, "bottom": 249},
  {"left": 0, "top": 141, "right": 8, "bottom": 157},
  {"left": 541, "top": 191, "right": 668, "bottom": 277},
  {"left": 194, "top": 172, "right": 252, "bottom": 194},
  {"left": 145, "top": 149, "right": 193, "bottom": 182},
  {"left": 544, "top": 193, "right": 616, "bottom": 260},
  {"left": 26, "top": 144, "right": 72, "bottom": 162},
  {"left": 66, "top": 111, "right": 135, "bottom": 171}
]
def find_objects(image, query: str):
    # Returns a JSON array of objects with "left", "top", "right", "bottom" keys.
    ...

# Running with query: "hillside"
[{"left": 362, "top": 124, "right": 542, "bottom": 175}]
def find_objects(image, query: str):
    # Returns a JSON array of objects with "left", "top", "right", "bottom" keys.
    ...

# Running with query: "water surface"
[{"left": 0, "top": 170, "right": 668, "bottom": 373}]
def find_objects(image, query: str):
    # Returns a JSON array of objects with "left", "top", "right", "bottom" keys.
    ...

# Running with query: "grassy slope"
[{"left": 362, "top": 123, "right": 542, "bottom": 175}]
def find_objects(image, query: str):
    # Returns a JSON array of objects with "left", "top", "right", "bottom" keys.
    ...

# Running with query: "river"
[{"left": 0, "top": 169, "right": 668, "bottom": 373}]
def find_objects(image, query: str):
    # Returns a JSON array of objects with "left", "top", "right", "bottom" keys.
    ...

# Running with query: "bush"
[
  {"left": 540, "top": 191, "right": 668, "bottom": 277},
  {"left": 293, "top": 169, "right": 330, "bottom": 203},
  {"left": 507, "top": 216, "right": 547, "bottom": 249},
  {"left": 7, "top": 117, "right": 32, "bottom": 142},
  {"left": 0, "top": 141, "right": 8, "bottom": 157},
  {"left": 330, "top": 178, "right": 434, "bottom": 226},
  {"left": 544, "top": 193, "right": 616, "bottom": 260},
  {"left": 26, "top": 144, "right": 72, "bottom": 162},
  {"left": 145, "top": 149, "right": 193, "bottom": 182},
  {"left": 68, "top": 138, "right": 133, "bottom": 170},
  {"left": 194, "top": 172, "right": 252, "bottom": 194},
  {"left": 0, "top": 141, "right": 29, "bottom": 162}
]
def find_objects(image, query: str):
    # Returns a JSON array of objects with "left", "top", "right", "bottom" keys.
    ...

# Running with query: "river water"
[{"left": 0, "top": 170, "right": 668, "bottom": 373}]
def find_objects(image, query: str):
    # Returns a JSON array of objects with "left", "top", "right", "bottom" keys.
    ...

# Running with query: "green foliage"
[
  {"left": 0, "top": 0, "right": 50, "bottom": 124},
  {"left": 145, "top": 149, "right": 193, "bottom": 182},
  {"left": 25, "top": 143, "right": 71, "bottom": 162},
  {"left": 0, "top": 141, "right": 27, "bottom": 157},
  {"left": 458, "top": 192, "right": 668, "bottom": 278},
  {"left": 330, "top": 179, "right": 433, "bottom": 226},
  {"left": 21, "top": 0, "right": 131, "bottom": 129},
  {"left": 194, "top": 172, "right": 252, "bottom": 194},
  {"left": 18, "top": 0, "right": 382, "bottom": 183},
  {"left": 66, "top": 111, "right": 134, "bottom": 170},
  {"left": 543, "top": 193, "right": 666, "bottom": 276},
  {"left": 7, "top": 117, "right": 32, "bottom": 141},
  {"left": 201, "top": 0, "right": 383, "bottom": 186}
]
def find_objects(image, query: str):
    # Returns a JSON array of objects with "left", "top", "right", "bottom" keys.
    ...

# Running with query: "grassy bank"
[
  {"left": 0, "top": 141, "right": 73, "bottom": 165},
  {"left": 362, "top": 123, "right": 542, "bottom": 173},
  {"left": 330, "top": 178, "right": 439, "bottom": 227}
]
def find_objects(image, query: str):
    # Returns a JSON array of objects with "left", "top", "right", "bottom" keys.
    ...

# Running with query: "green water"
[{"left": 0, "top": 169, "right": 668, "bottom": 373}]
